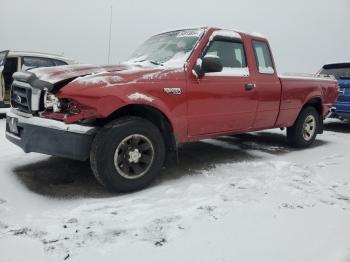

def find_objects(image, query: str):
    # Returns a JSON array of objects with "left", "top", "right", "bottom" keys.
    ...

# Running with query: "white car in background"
[{"left": 0, "top": 50, "right": 76, "bottom": 109}]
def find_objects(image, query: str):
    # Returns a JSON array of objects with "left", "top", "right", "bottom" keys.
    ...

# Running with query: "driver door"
[
  {"left": 0, "top": 50, "right": 9, "bottom": 104},
  {"left": 187, "top": 38, "right": 258, "bottom": 136}
]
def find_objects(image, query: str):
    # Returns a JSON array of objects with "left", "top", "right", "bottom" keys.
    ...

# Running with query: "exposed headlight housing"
[
  {"left": 45, "top": 92, "right": 82, "bottom": 115},
  {"left": 45, "top": 92, "right": 61, "bottom": 112}
]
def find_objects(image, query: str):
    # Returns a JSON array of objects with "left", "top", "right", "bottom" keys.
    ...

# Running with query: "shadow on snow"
[
  {"left": 324, "top": 120, "right": 350, "bottom": 134},
  {"left": 12, "top": 130, "right": 328, "bottom": 198}
]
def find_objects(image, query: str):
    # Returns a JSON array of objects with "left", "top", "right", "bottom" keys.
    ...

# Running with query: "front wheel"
[
  {"left": 90, "top": 117, "right": 165, "bottom": 192},
  {"left": 287, "top": 106, "right": 320, "bottom": 148}
]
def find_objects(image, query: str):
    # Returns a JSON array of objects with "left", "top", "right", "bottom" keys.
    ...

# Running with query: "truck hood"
[
  {"left": 30, "top": 63, "right": 184, "bottom": 90},
  {"left": 31, "top": 64, "right": 134, "bottom": 84}
]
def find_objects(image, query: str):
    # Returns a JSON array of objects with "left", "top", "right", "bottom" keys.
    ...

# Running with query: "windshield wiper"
[
  {"left": 135, "top": 59, "right": 164, "bottom": 66},
  {"left": 149, "top": 60, "right": 164, "bottom": 66}
]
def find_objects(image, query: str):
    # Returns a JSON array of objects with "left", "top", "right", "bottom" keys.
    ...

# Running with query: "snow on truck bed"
[
  {"left": 279, "top": 73, "right": 336, "bottom": 81},
  {"left": 0, "top": 118, "right": 350, "bottom": 262}
]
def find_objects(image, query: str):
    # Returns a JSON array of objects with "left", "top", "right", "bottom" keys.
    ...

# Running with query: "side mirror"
[{"left": 194, "top": 55, "right": 223, "bottom": 77}]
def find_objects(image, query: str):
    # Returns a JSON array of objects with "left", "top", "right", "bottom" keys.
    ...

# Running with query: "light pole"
[{"left": 107, "top": 6, "right": 113, "bottom": 64}]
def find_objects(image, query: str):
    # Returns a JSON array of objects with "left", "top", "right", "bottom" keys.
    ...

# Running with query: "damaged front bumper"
[{"left": 5, "top": 109, "right": 97, "bottom": 161}]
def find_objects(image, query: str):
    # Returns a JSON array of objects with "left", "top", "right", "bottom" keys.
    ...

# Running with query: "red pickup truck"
[{"left": 6, "top": 27, "right": 339, "bottom": 192}]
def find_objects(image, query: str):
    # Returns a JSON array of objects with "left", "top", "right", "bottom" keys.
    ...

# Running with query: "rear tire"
[
  {"left": 287, "top": 106, "right": 320, "bottom": 148},
  {"left": 90, "top": 116, "right": 165, "bottom": 193}
]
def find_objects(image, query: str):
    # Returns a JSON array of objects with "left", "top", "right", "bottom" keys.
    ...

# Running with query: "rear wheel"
[
  {"left": 287, "top": 106, "right": 320, "bottom": 148},
  {"left": 90, "top": 117, "right": 165, "bottom": 192}
]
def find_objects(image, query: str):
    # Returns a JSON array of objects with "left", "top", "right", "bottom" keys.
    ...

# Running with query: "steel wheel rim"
[
  {"left": 114, "top": 134, "right": 155, "bottom": 179},
  {"left": 302, "top": 115, "right": 316, "bottom": 141}
]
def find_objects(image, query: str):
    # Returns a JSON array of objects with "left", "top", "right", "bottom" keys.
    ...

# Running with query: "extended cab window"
[
  {"left": 252, "top": 40, "right": 275, "bottom": 74},
  {"left": 22, "top": 56, "right": 55, "bottom": 70}
]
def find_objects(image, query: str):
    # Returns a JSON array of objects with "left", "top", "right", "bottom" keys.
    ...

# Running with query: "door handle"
[{"left": 245, "top": 83, "right": 256, "bottom": 91}]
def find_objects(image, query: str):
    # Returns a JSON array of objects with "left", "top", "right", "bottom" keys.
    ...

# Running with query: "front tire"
[
  {"left": 287, "top": 106, "right": 320, "bottom": 148},
  {"left": 90, "top": 117, "right": 165, "bottom": 192}
]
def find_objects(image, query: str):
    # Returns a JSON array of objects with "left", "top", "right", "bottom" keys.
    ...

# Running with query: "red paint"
[{"left": 41, "top": 27, "right": 339, "bottom": 143}]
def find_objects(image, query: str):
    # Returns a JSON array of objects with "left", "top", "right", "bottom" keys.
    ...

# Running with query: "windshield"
[
  {"left": 126, "top": 29, "right": 204, "bottom": 67},
  {"left": 320, "top": 66, "right": 350, "bottom": 80}
]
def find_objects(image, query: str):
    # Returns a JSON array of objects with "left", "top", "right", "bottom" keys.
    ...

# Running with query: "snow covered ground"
[{"left": 0, "top": 117, "right": 350, "bottom": 262}]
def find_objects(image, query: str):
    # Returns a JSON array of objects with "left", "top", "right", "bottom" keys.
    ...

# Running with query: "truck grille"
[{"left": 11, "top": 82, "right": 32, "bottom": 113}]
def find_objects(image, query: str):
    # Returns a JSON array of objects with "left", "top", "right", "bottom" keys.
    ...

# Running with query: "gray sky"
[{"left": 0, "top": 0, "right": 349, "bottom": 73}]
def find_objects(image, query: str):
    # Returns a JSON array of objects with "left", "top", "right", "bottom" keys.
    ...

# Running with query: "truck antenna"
[{"left": 107, "top": 6, "right": 113, "bottom": 64}]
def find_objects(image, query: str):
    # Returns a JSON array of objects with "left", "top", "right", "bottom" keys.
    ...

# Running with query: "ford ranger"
[{"left": 5, "top": 27, "right": 339, "bottom": 192}]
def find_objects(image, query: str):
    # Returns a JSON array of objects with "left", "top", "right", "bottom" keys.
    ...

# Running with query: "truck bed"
[{"left": 276, "top": 74, "right": 339, "bottom": 127}]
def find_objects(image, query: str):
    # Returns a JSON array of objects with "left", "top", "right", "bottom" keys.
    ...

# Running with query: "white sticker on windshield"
[{"left": 176, "top": 30, "right": 202, "bottom": 38}]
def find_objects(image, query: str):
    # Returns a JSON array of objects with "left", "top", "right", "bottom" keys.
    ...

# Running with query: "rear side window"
[
  {"left": 22, "top": 56, "right": 55, "bottom": 70},
  {"left": 252, "top": 40, "right": 274, "bottom": 74}
]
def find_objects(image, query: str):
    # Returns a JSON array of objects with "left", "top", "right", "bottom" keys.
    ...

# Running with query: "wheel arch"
[
  {"left": 101, "top": 104, "right": 177, "bottom": 153},
  {"left": 300, "top": 96, "right": 324, "bottom": 134},
  {"left": 303, "top": 96, "right": 323, "bottom": 116}
]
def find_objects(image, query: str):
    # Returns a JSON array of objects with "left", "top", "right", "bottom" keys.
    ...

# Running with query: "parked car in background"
[
  {"left": 319, "top": 63, "right": 350, "bottom": 120},
  {"left": 0, "top": 50, "right": 76, "bottom": 108},
  {"left": 5, "top": 27, "right": 339, "bottom": 192}
]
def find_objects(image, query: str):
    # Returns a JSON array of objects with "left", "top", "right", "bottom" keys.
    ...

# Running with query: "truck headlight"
[{"left": 45, "top": 93, "right": 82, "bottom": 115}]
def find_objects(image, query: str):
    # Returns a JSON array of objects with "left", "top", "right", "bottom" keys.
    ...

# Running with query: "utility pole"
[{"left": 107, "top": 6, "right": 113, "bottom": 64}]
